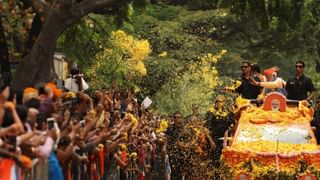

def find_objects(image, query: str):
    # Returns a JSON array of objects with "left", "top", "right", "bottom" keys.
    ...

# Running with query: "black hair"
[
  {"left": 16, "top": 105, "right": 28, "bottom": 123},
  {"left": 0, "top": 105, "right": 27, "bottom": 128},
  {"left": 25, "top": 98, "right": 41, "bottom": 109},
  {"left": 70, "top": 67, "right": 80, "bottom": 75},
  {"left": 1, "top": 105, "right": 27, "bottom": 128},
  {"left": 7, "top": 87, "right": 15, "bottom": 102},
  {"left": 15, "top": 90, "right": 23, "bottom": 105},
  {"left": 90, "top": 93, "right": 99, "bottom": 107},
  {"left": 36, "top": 113, "right": 46, "bottom": 130},
  {"left": 38, "top": 86, "right": 45, "bottom": 96},
  {"left": 58, "top": 136, "right": 71, "bottom": 147},
  {"left": 2, "top": 87, "right": 23, "bottom": 105},
  {"left": 120, "top": 112, "right": 126, "bottom": 119},
  {"left": 296, "top": 60, "right": 305, "bottom": 68},
  {"left": 2, "top": 109, "right": 13, "bottom": 128},
  {"left": 251, "top": 63, "right": 261, "bottom": 73},
  {"left": 173, "top": 111, "right": 182, "bottom": 117},
  {"left": 70, "top": 111, "right": 83, "bottom": 122},
  {"left": 241, "top": 61, "right": 251, "bottom": 66}
]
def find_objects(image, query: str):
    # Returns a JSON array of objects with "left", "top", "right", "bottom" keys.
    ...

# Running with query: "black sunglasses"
[
  {"left": 296, "top": 65, "right": 303, "bottom": 68},
  {"left": 241, "top": 66, "right": 249, "bottom": 69}
]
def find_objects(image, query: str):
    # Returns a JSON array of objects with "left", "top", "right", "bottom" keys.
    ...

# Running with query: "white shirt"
[{"left": 65, "top": 77, "right": 89, "bottom": 92}]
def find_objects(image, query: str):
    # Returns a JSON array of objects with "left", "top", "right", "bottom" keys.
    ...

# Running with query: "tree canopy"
[{"left": 1, "top": 0, "right": 320, "bottom": 114}]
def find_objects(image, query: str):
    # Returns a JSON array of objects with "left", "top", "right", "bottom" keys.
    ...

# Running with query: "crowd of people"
[
  {"left": 0, "top": 60, "right": 320, "bottom": 180},
  {"left": 0, "top": 67, "right": 178, "bottom": 180}
]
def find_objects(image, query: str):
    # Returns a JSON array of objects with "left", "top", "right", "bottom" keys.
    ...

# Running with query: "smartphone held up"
[{"left": 47, "top": 117, "right": 55, "bottom": 130}]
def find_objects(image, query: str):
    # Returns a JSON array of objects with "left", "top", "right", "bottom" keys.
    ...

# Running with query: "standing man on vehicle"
[
  {"left": 285, "top": 60, "right": 316, "bottom": 101},
  {"left": 236, "top": 61, "right": 262, "bottom": 99}
]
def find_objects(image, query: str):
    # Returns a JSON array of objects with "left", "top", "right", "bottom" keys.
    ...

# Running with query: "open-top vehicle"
[{"left": 221, "top": 92, "right": 320, "bottom": 179}]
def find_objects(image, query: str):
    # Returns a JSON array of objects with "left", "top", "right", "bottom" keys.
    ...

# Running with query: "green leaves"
[
  {"left": 1, "top": 1, "right": 33, "bottom": 59},
  {"left": 57, "top": 14, "right": 115, "bottom": 69}
]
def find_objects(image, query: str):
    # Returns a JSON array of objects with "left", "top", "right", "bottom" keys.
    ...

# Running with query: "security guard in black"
[
  {"left": 236, "top": 61, "right": 262, "bottom": 99},
  {"left": 285, "top": 61, "right": 315, "bottom": 101},
  {"left": 286, "top": 74, "right": 315, "bottom": 100},
  {"left": 236, "top": 76, "right": 261, "bottom": 99}
]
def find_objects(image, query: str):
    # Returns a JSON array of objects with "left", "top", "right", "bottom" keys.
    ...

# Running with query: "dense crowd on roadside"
[{"left": 0, "top": 67, "right": 175, "bottom": 180}]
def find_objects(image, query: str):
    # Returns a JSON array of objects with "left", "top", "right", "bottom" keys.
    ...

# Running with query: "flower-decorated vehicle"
[{"left": 221, "top": 92, "right": 320, "bottom": 179}]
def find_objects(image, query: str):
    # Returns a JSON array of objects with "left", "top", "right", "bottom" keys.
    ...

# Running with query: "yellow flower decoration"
[
  {"left": 225, "top": 80, "right": 242, "bottom": 91},
  {"left": 156, "top": 120, "right": 169, "bottom": 133},
  {"left": 235, "top": 96, "right": 250, "bottom": 107},
  {"left": 119, "top": 144, "right": 127, "bottom": 151},
  {"left": 220, "top": 49, "right": 227, "bottom": 55},
  {"left": 127, "top": 113, "right": 138, "bottom": 126},
  {"left": 130, "top": 152, "right": 137, "bottom": 159},
  {"left": 159, "top": 51, "right": 168, "bottom": 57},
  {"left": 65, "top": 92, "right": 76, "bottom": 99},
  {"left": 121, "top": 132, "right": 128, "bottom": 139},
  {"left": 98, "top": 144, "right": 104, "bottom": 149},
  {"left": 193, "top": 127, "right": 201, "bottom": 136},
  {"left": 209, "top": 107, "right": 229, "bottom": 117}
]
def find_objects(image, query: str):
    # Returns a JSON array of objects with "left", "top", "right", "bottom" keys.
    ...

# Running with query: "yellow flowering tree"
[
  {"left": 155, "top": 50, "right": 231, "bottom": 115},
  {"left": 189, "top": 52, "right": 220, "bottom": 89},
  {"left": 110, "top": 30, "right": 150, "bottom": 76},
  {"left": 86, "top": 30, "right": 151, "bottom": 89}
]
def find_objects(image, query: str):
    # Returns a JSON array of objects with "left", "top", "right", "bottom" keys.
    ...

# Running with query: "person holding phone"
[
  {"left": 250, "top": 67, "right": 287, "bottom": 100},
  {"left": 235, "top": 61, "right": 262, "bottom": 99},
  {"left": 251, "top": 63, "right": 266, "bottom": 83},
  {"left": 47, "top": 117, "right": 55, "bottom": 130}
]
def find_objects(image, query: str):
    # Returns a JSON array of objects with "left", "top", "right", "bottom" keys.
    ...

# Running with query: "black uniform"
[
  {"left": 236, "top": 76, "right": 262, "bottom": 99},
  {"left": 205, "top": 110, "right": 234, "bottom": 167},
  {"left": 285, "top": 74, "right": 315, "bottom": 100}
]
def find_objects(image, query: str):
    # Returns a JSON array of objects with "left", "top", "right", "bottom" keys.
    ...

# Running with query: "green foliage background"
[{"left": 54, "top": 0, "right": 320, "bottom": 116}]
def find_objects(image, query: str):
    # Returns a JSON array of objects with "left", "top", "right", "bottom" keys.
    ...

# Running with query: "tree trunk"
[
  {"left": 23, "top": 13, "right": 43, "bottom": 56},
  {"left": 11, "top": 0, "right": 125, "bottom": 90},
  {"left": 0, "top": 17, "right": 12, "bottom": 86},
  {"left": 12, "top": 10, "right": 66, "bottom": 90}
]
